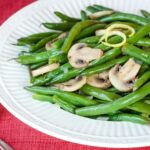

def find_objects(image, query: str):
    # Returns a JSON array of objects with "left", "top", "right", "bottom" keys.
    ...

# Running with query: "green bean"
[
  {"left": 82, "top": 56, "right": 129, "bottom": 76},
  {"left": 42, "top": 22, "right": 75, "bottom": 31},
  {"left": 87, "top": 43, "right": 98, "bottom": 48},
  {"left": 76, "top": 24, "right": 106, "bottom": 40},
  {"left": 25, "top": 86, "right": 98, "bottom": 106},
  {"left": 32, "top": 93, "right": 54, "bottom": 103},
  {"left": 86, "top": 6, "right": 99, "bottom": 13},
  {"left": 122, "top": 44, "right": 150, "bottom": 65},
  {"left": 52, "top": 38, "right": 65, "bottom": 49},
  {"left": 138, "top": 63, "right": 149, "bottom": 76},
  {"left": 135, "top": 38, "right": 150, "bottom": 47},
  {"left": 16, "top": 49, "right": 62, "bottom": 64},
  {"left": 89, "top": 48, "right": 121, "bottom": 67},
  {"left": 50, "top": 68, "right": 85, "bottom": 84},
  {"left": 49, "top": 53, "right": 67, "bottom": 64},
  {"left": 62, "top": 20, "right": 97, "bottom": 53},
  {"left": 107, "top": 87, "right": 121, "bottom": 93},
  {"left": 93, "top": 4, "right": 113, "bottom": 11},
  {"left": 28, "top": 32, "right": 57, "bottom": 38},
  {"left": 31, "top": 63, "right": 72, "bottom": 86},
  {"left": 30, "top": 61, "right": 48, "bottom": 70},
  {"left": 141, "top": 10, "right": 150, "bottom": 18},
  {"left": 19, "top": 47, "right": 46, "bottom": 56},
  {"left": 79, "top": 36, "right": 100, "bottom": 44},
  {"left": 134, "top": 71, "right": 150, "bottom": 90},
  {"left": 96, "top": 35, "right": 123, "bottom": 51},
  {"left": 81, "top": 85, "right": 150, "bottom": 114},
  {"left": 80, "top": 10, "right": 89, "bottom": 21},
  {"left": 17, "top": 37, "right": 43, "bottom": 45},
  {"left": 29, "top": 34, "right": 59, "bottom": 52},
  {"left": 128, "top": 101, "right": 150, "bottom": 115},
  {"left": 128, "top": 22, "right": 150, "bottom": 44},
  {"left": 76, "top": 82, "right": 150, "bottom": 116},
  {"left": 54, "top": 11, "right": 80, "bottom": 22},
  {"left": 17, "top": 32, "right": 57, "bottom": 45},
  {"left": 100, "top": 12, "right": 149, "bottom": 25},
  {"left": 109, "top": 113, "right": 149, "bottom": 124},
  {"left": 81, "top": 84, "right": 121, "bottom": 102},
  {"left": 53, "top": 95, "right": 75, "bottom": 113}
]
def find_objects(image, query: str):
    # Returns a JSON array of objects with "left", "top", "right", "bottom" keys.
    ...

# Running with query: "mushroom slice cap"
[
  {"left": 109, "top": 65, "right": 134, "bottom": 92},
  {"left": 87, "top": 71, "right": 111, "bottom": 89},
  {"left": 54, "top": 76, "right": 87, "bottom": 92},
  {"left": 119, "top": 58, "right": 141, "bottom": 82},
  {"left": 68, "top": 43, "right": 103, "bottom": 68},
  {"left": 32, "top": 63, "right": 59, "bottom": 77}
]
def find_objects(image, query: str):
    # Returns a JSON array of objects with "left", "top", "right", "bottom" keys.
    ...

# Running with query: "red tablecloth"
[{"left": 0, "top": 0, "right": 150, "bottom": 150}]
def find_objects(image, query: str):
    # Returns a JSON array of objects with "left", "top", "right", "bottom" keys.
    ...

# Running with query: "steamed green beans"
[
  {"left": 15, "top": 4, "right": 150, "bottom": 124},
  {"left": 81, "top": 84, "right": 120, "bottom": 101},
  {"left": 42, "top": 22, "right": 75, "bottom": 31},
  {"left": 54, "top": 11, "right": 80, "bottom": 22},
  {"left": 76, "top": 82, "right": 150, "bottom": 116},
  {"left": 62, "top": 20, "right": 97, "bottom": 53},
  {"left": 122, "top": 44, "right": 150, "bottom": 65},
  {"left": 100, "top": 12, "right": 149, "bottom": 25},
  {"left": 109, "top": 113, "right": 149, "bottom": 124},
  {"left": 25, "top": 86, "right": 98, "bottom": 106}
]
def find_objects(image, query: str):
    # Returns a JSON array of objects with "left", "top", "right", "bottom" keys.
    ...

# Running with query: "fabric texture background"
[{"left": 0, "top": 0, "right": 150, "bottom": 149}]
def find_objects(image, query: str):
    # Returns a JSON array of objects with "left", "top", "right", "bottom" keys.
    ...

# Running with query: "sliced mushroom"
[
  {"left": 32, "top": 63, "right": 59, "bottom": 77},
  {"left": 87, "top": 71, "right": 111, "bottom": 89},
  {"left": 68, "top": 43, "right": 103, "bottom": 68},
  {"left": 45, "top": 32, "right": 67, "bottom": 50},
  {"left": 109, "top": 58, "right": 141, "bottom": 92},
  {"left": 89, "top": 11, "right": 114, "bottom": 19},
  {"left": 119, "top": 58, "right": 141, "bottom": 82},
  {"left": 54, "top": 76, "right": 87, "bottom": 92}
]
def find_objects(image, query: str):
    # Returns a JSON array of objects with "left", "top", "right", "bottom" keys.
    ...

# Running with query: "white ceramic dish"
[{"left": 0, "top": 0, "right": 150, "bottom": 148}]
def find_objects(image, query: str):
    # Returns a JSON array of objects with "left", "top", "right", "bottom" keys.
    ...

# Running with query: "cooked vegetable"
[
  {"left": 68, "top": 43, "right": 103, "bottom": 68},
  {"left": 81, "top": 84, "right": 120, "bottom": 101},
  {"left": 62, "top": 20, "right": 97, "bottom": 53},
  {"left": 134, "top": 71, "right": 150, "bottom": 90},
  {"left": 109, "top": 58, "right": 141, "bottom": 92},
  {"left": 54, "top": 11, "right": 80, "bottom": 22},
  {"left": 89, "top": 11, "right": 114, "bottom": 19},
  {"left": 76, "top": 82, "right": 150, "bottom": 116},
  {"left": 53, "top": 95, "right": 76, "bottom": 113},
  {"left": 122, "top": 44, "right": 150, "bottom": 65},
  {"left": 80, "top": 10, "right": 89, "bottom": 21},
  {"left": 100, "top": 12, "right": 149, "bottom": 25},
  {"left": 87, "top": 71, "right": 111, "bottom": 89},
  {"left": 42, "top": 22, "right": 75, "bottom": 31},
  {"left": 109, "top": 113, "right": 149, "bottom": 124},
  {"left": 54, "top": 76, "right": 87, "bottom": 92},
  {"left": 140, "top": 10, "right": 150, "bottom": 18},
  {"left": 25, "top": 86, "right": 98, "bottom": 106},
  {"left": 128, "top": 22, "right": 150, "bottom": 44},
  {"left": 31, "top": 63, "right": 59, "bottom": 77}
]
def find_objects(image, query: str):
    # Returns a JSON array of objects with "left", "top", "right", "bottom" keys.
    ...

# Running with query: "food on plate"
[{"left": 15, "top": 4, "right": 150, "bottom": 124}]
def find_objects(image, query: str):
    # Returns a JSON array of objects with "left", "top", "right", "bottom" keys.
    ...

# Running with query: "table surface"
[{"left": 0, "top": 0, "right": 150, "bottom": 149}]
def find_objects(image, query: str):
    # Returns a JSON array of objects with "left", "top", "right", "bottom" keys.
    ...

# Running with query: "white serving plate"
[{"left": 0, "top": 0, "right": 150, "bottom": 148}]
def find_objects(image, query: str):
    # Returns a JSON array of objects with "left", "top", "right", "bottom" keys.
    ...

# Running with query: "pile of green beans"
[{"left": 15, "top": 4, "right": 150, "bottom": 124}]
